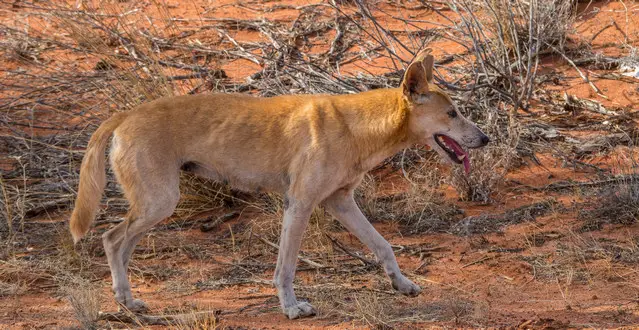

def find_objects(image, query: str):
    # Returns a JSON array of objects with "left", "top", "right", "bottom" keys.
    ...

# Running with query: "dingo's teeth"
[{"left": 457, "top": 154, "right": 466, "bottom": 161}]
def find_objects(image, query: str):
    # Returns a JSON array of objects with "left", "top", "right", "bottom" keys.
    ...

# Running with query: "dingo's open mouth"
[{"left": 434, "top": 134, "right": 470, "bottom": 174}]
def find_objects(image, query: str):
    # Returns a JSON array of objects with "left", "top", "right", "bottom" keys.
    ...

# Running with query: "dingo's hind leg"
[{"left": 103, "top": 142, "right": 180, "bottom": 311}]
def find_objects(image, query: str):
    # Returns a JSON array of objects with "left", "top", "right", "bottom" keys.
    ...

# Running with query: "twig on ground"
[
  {"left": 253, "top": 233, "right": 325, "bottom": 269},
  {"left": 200, "top": 211, "right": 240, "bottom": 232},
  {"left": 462, "top": 255, "right": 496, "bottom": 268},
  {"left": 326, "top": 234, "right": 379, "bottom": 268},
  {"left": 549, "top": 45, "right": 606, "bottom": 98}
]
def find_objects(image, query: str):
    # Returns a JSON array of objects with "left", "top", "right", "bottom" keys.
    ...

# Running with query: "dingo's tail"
[{"left": 70, "top": 113, "right": 128, "bottom": 243}]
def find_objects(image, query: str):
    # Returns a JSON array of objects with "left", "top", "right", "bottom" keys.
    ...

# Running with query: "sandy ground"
[{"left": 1, "top": 0, "right": 639, "bottom": 329}]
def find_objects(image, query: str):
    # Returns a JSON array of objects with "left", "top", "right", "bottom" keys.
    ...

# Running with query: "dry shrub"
[
  {"left": 579, "top": 177, "right": 639, "bottom": 232},
  {"left": 449, "top": 0, "right": 575, "bottom": 111},
  {"left": 355, "top": 169, "right": 463, "bottom": 235},
  {"left": 305, "top": 285, "right": 484, "bottom": 327},
  {"left": 439, "top": 291, "right": 478, "bottom": 325},
  {"left": 175, "top": 174, "right": 227, "bottom": 219},
  {"left": 441, "top": 0, "right": 574, "bottom": 202},
  {"left": 51, "top": 1, "right": 199, "bottom": 109},
  {"left": 452, "top": 199, "right": 557, "bottom": 236},
  {"left": 0, "top": 280, "right": 25, "bottom": 297},
  {"left": 1, "top": 31, "right": 44, "bottom": 63},
  {"left": 449, "top": 94, "right": 517, "bottom": 206},
  {"left": 487, "top": 0, "right": 574, "bottom": 54},
  {"left": 63, "top": 279, "right": 102, "bottom": 330},
  {"left": 448, "top": 143, "right": 516, "bottom": 203},
  {"left": 531, "top": 233, "right": 639, "bottom": 286},
  {"left": 249, "top": 194, "right": 337, "bottom": 252},
  {"left": 396, "top": 170, "right": 463, "bottom": 234},
  {"left": 355, "top": 174, "right": 392, "bottom": 222},
  {"left": 350, "top": 291, "right": 396, "bottom": 329}
]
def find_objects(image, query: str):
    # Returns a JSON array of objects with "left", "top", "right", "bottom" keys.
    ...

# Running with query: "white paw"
[
  {"left": 391, "top": 276, "right": 422, "bottom": 297},
  {"left": 283, "top": 301, "right": 316, "bottom": 319},
  {"left": 118, "top": 298, "right": 148, "bottom": 312}
]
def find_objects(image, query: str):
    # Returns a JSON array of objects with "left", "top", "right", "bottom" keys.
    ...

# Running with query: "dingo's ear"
[
  {"left": 421, "top": 54, "right": 434, "bottom": 84},
  {"left": 402, "top": 61, "right": 429, "bottom": 97},
  {"left": 413, "top": 48, "right": 433, "bottom": 63},
  {"left": 402, "top": 50, "right": 435, "bottom": 97}
]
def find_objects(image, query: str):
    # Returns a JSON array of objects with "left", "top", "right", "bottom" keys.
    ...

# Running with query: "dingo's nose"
[{"left": 480, "top": 134, "right": 490, "bottom": 146}]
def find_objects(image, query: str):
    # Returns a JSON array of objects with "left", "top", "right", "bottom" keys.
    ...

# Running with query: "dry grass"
[
  {"left": 1, "top": 30, "right": 43, "bottom": 63},
  {"left": 249, "top": 193, "right": 338, "bottom": 253},
  {"left": 394, "top": 170, "right": 463, "bottom": 234},
  {"left": 523, "top": 230, "right": 639, "bottom": 289},
  {"left": 0, "top": 280, "right": 26, "bottom": 298},
  {"left": 453, "top": 199, "right": 558, "bottom": 236},
  {"left": 579, "top": 177, "right": 639, "bottom": 231},
  {"left": 347, "top": 291, "right": 397, "bottom": 328},
  {"left": 174, "top": 312, "right": 219, "bottom": 330},
  {"left": 354, "top": 174, "right": 388, "bottom": 222},
  {"left": 304, "top": 284, "right": 484, "bottom": 327},
  {"left": 355, "top": 166, "right": 463, "bottom": 235},
  {"left": 523, "top": 250, "right": 592, "bottom": 286},
  {"left": 448, "top": 144, "right": 516, "bottom": 203},
  {"left": 175, "top": 174, "right": 227, "bottom": 219},
  {"left": 63, "top": 279, "right": 102, "bottom": 330}
]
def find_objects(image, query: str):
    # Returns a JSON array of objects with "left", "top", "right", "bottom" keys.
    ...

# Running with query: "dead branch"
[
  {"left": 326, "top": 234, "right": 379, "bottom": 268},
  {"left": 549, "top": 45, "right": 606, "bottom": 98},
  {"left": 562, "top": 93, "right": 618, "bottom": 116},
  {"left": 253, "top": 233, "right": 325, "bottom": 269},
  {"left": 200, "top": 211, "right": 240, "bottom": 232}
]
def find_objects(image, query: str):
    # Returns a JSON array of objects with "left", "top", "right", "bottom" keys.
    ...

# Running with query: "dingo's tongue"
[
  {"left": 462, "top": 156, "right": 470, "bottom": 175},
  {"left": 441, "top": 135, "right": 470, "bottom": 175}
]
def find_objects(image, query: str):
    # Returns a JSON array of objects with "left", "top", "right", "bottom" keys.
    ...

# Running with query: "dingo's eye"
[{"left": 447, "top": 110, "right": 457, "bottom": 118}]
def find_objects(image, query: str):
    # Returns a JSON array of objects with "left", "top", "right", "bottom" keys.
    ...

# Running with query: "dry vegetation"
[
  {"left": 580, "top": 174, "right": 639, "bottom": 231},
  {"left": 1, "top": 0, "right": 639, "bottom": 328}
]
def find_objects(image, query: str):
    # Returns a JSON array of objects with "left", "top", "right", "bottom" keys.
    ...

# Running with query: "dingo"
[{"left": 70, "top": 49, "right": 489, "bottom": 319}]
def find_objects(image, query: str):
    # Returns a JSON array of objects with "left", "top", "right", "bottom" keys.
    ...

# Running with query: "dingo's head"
[{"left": 401, "top": 49, "right": 490, "bottom": 173}]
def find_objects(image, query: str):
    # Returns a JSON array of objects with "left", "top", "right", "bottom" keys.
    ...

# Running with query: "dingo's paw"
[
  {"left": 283, "top": 301, "right": 316, "bottom": 319},
  {"left": 118, "top": 298, "right": 148, "bottom": 312},
  {"left": 391, "top": 276, "right": 422, "bottom": 297}
]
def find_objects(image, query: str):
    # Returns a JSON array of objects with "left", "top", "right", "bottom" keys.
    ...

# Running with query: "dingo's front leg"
[
  {"left": 273, "top": 198, "right": 317, "bottom": 319},
  {"left": 323, "top": 189, "right": 421, "bottom": 297}
]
